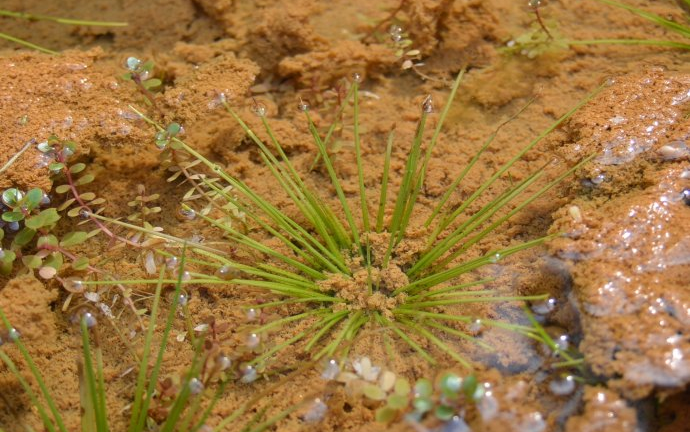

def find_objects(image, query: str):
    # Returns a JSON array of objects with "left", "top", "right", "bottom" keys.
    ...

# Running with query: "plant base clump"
[{"left": 114, "top": 69, "right": 597, "bottom": 377}]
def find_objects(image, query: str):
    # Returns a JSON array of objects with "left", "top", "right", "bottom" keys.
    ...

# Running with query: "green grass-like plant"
[
  {"left": 505, "top": 0, "right": 690, "bottom": 58},
  {"left": 92, "top": 69, "right": 600, "bottom": 377},
  {"left": 0, "top": 10, "right": 127, "bottom": 54}
]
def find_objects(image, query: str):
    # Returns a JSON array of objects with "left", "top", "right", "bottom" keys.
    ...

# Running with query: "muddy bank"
[{"left": 1, "top": 0, "right": 690, "bottom": 431}]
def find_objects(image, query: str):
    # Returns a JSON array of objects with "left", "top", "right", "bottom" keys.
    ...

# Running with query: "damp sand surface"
[{"left": 1, "top": 0, "right": 689, "bottom": 431}]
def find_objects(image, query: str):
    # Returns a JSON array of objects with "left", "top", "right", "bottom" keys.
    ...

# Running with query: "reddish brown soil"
[{"left": 1, "top": 0, "right": 690, "bottom": 431}]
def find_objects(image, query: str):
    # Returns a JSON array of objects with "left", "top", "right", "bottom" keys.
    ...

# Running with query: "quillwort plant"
[{"left": 96, "top": 69, "right": 599, "bottom": 380}]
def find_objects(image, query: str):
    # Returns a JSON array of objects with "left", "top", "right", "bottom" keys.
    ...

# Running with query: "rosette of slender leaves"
[{"left": 109, "top": 71, "right": 599, "bottom": 373}]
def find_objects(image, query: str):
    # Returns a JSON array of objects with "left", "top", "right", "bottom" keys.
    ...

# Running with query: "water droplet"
[
  {"left": 297, "top": 99, "right": 310, "bottom": 112},
  {"left": 682, "top": 188, "right": 690, "bottom": 206},
  {"left": 591, "top": 174, "right": 605, "bottom": 185},
  {"left": 470, "top": 319, "right": 483, "bottom": 334},
  {"left": 126, "top": 57, "right": 142, "bottom": 71},
  {"left": 188, "top": 377, "right": 204, "bottom": 395},
  {"left": 303, "top": 398, "right": 328, "bottom": 423},
  {"left": 322, "top": 359, "right": 340, "bottom": 380},
  {"left": 82, "top": 312, "right": 97, "bottom": 328},
  {"left": 470, "top": 383, "right": 485, "bottom": 401},
  {"left": 528, "top": 0, "right": 544, "bottom": 8},
  {"left": 532, "top": 298, "right": 556, "bottom": 315},
  {"left": 658, "top": 141, "right": 689, "bottom": 161},
  {"left": 179, "top": 207, "right": 196, "bottom": 220},
  {"left": 63, "top": 278, "right": 84, "bottom": 293},
  {"left": 36, "top": 153, "right": 53, "bottom": 168},
  {"left": 84, "top": 292, "right": 99, "bottom": 302},
  {"left": 178, "top": 293, "right": 188, "bottom": 306},
  {"left": 246, "top": 333, "right": 260, "bottom": 349},
  {"left": 61, "top": 146, "right": 74, "bottom": 159},
  {"left": 477, "top": 393, "right": 499, "bottom": 421},
  {"left": 8, "top": 328, "right": 20, "bottom": 341},
  {"left": 144, "top": 251, "right": 157, "bottom": 275},
  {"left": 219, "top": 356, "right": 232, "bottom": 371},
  {"left": 217, "top": 265, "right": 238, "bottom": 280},
  {"left": 208, "top": 92, "right": 228, "bottom": 110},
  {"left": 520, "top": 412, "right": 546, "bottom": 432},
  {"left": 489, "top": 253, "right": 501, "bottom": 263},
  {"left": 352, "top": 72, "right": 362, "bottom": 83},
  {"left": 246, "top": 308, "right": 257, "bottom": 321},
  {"left": 252, "top": 103, "right": 267, "bottom": 118},
  {"left": 549, "top": 375, "right": 575, "bottom": 395},
  {"left": 555, "top": 334, "right": 569, "bottom": 351},
  {"left": 240, "top": 364, "right": 257, "bottom": 383},
  {"left": 443, "top": 416, "right": 471, "bottom": 432},
  {"left": 422, "top": 95, "right": 433, "bottom": 113},
  {"left": 166, "top": 257, "right": 179, "bottom": 269}
]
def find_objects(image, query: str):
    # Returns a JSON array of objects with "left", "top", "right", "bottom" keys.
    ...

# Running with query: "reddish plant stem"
[
  {"left": 54, "top": 150, "right": 141, "bottom": 248},
  {"left": 132, "top": 74, "right": 162, "bottom": 115},
  {"left": 43, "top": 243, "right": 143, "bottom": 321},
  {"left": 533, "top": 7, "right": 553, "bottom": 40}
]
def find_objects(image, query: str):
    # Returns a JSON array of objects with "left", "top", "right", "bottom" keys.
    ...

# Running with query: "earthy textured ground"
[{"left": 1, "top": 0, "right": 689, "bottom": 431}]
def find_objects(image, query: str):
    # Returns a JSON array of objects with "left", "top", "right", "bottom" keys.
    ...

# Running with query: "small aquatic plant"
[
  {"left": 0, "top": 10, "right": 127, "bottom": 54},
  {"left": 0, "top": 252, "right": 304, "bottom": 431},
  {"left": 104, "top": 69, "right": 598, "bottom": 376},
  {"left": 122, "top": 57, "right": 163, "bottom": 109}
]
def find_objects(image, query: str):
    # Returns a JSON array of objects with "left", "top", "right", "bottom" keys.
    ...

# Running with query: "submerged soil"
[{"left": 1, "top": 0, "right": 689, "bottom": 431}]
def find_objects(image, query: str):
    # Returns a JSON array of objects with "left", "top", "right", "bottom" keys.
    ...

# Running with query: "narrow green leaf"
[
  {"left": 69, "top": 163, "right": 86, "bottom": 174},
  {"left": 375, "top": 406, "right": 397, "bottom": 422},
  {"left": 72, "top": 256, "right": 90, "bottom": 270},
  {"left": 60, "top": 231, "right": 89, "bottom": 247},
  {"left": 48, "top": 162, "right": 65, "bottom": 172},
  {"left": 13, "top": 227, "right": 36, "bottom": 247},
  {"left": 25, "top": 208, "right": 60, "bottom": 229},
  {"left": 55, "top": 184, "right": 71, "bottom": 194},
  {"left": 143, "top": 78, "right": 162, "bottom": 90},
  {"left": 2, "top": 211, "right": 24, "bottom": 222},
  {"left": 75, "top": 174, "right": 95, "bottom": 186},
  {"left": 57, "top": 198, "right": 76, "bottom": 211},
  {"left": 363, "top": 383, "right": 386, "bottom": 401},
  {"left": 37, "top": 234, "right": 59, "bottom": 248},
  {"left": 25, "top": 188, "right": 44, "bottom": 210},
  {"left": 22, "top": 254, "right": 42, "bottom": 269}
]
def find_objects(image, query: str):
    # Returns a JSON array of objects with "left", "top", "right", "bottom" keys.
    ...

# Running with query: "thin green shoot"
[
  {"left": 80, "top": 318, "right": 109, "bottom": 432},
  {"left": 572, "top": 0, "right": 690, "bottom": 50},
  {"left": 127, "top": 267, "right": 166, "bottom": 432},
  {"left": 0, "top": 308, "right": 67, "bottom": 432},
  {"left": 0, "top": 10, "right": 126, "bottom": 55},
  {"left": 0, "top": 10, "right": 127, "bottom": 27},
  {"left": 131, "top": 245, "right": 188, "bottom": 432}
]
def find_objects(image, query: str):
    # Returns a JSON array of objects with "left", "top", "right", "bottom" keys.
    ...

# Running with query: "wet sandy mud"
[{"left": 1, "top": 0, "right": 689, "bottom": 431}]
